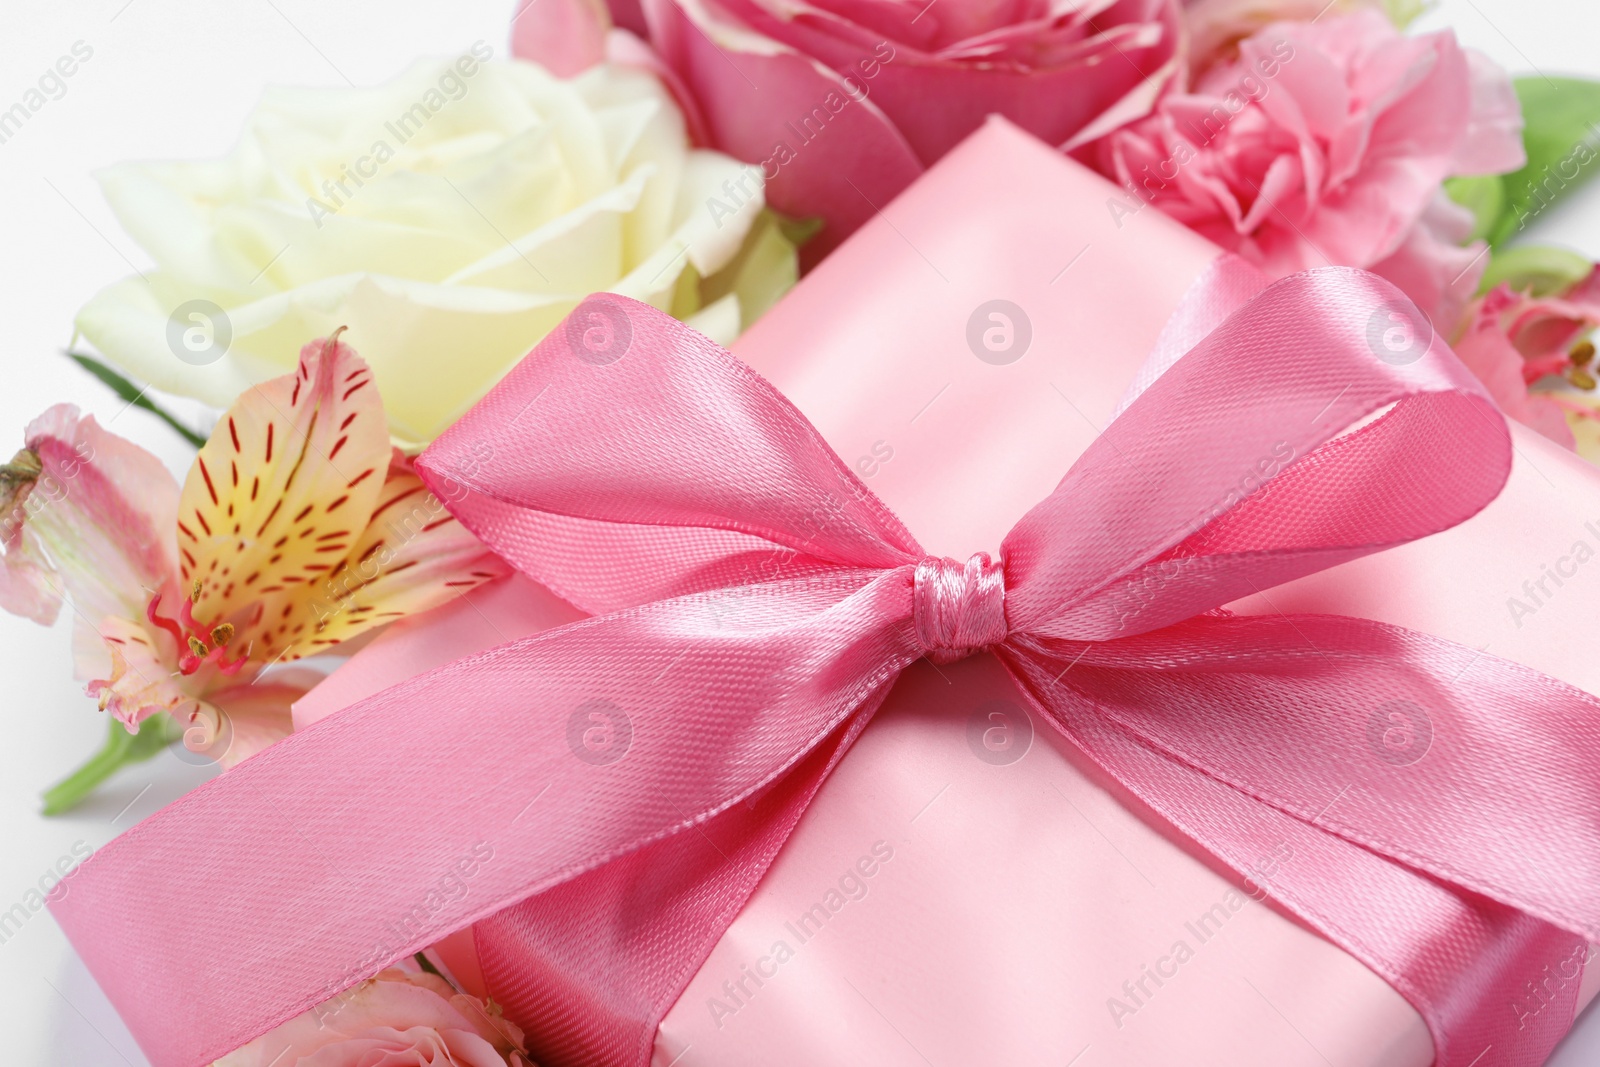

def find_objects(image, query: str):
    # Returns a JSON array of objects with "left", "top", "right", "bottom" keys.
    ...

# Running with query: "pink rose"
[
  {"left": 1452, "top": 268, "right": 1600, "bottom": 455},
  {"left": 214, "top": 968, "right": 532, "bottom": 1067},
  {"left": 1097, "top": 11, "right": 1525, "bottom": 329},
  {"left": 515, "top": 0, "right": 1183, "bottom": 256}
]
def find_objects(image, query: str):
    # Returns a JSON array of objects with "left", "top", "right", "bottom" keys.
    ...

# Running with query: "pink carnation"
[
  {"left": 214, "top": 968, "right": 532, "bottom": 1067},
  {"left": 1098, "top": 11, "right": 1525, "bottom": 330}
]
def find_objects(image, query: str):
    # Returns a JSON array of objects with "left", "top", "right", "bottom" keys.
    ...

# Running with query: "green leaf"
[
  {"left": 1382, "top": 0, "right": 1431, "bottom": 28},
  {"left": 773, "top": 213, "right": 824, "bottom": 250},
  {"left": 1490, "top": 77, "right": 1600, "bottom": 247},
  {"left": 668, "top": 260, "right": 704, "bottom": 321},
  {"left": 40, "top": 715, "right": 176, "bottom": 816},
  {"left": 63, "top": 350, "right": 206, "bottom": 448},
  {"left": 699, "top": 210, "right": 800, "bottom": 328},
  {"left": 1444, "top": 175, "right": 1506, "bottom": 244},
  {"left": 1479, "top": 244, "right": 1594, "bottom": 297}
]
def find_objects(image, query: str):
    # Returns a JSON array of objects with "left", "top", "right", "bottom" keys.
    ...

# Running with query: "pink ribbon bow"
[{"left": 52, "top": 268, "right": 1600, "bottom": 1067}]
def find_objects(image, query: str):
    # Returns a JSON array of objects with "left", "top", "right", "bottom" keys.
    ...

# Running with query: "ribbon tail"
[
  {"left": 476, "top": 686, "right": 886, "bottom": 1067},
  {"left": 1003, "top": 621, "right": 1600, "bottom": 1067},
  {"left": 50, "top": 572, "right": 920, "bottom": 1067},
  {"left": 1019, "top": 614, "right": 1600, "bottom": 937}
]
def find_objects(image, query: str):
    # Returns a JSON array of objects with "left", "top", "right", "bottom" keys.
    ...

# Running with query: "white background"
[{"left": 1, "top": 1, "right": 1598, "bottom": 1064}]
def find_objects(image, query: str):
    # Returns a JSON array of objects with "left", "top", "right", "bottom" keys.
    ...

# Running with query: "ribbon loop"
[
  {"left": 47, "top": 267, "right": 1600, "bottom": 1067},
  {"left": 1002, "top": 269, "right": 1508, "bottom": 641},
  {"left": 418, "top": 295, "right": 922, "bottom": 616}
]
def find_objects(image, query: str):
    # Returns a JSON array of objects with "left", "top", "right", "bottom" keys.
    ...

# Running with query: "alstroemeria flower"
[
  {"left": 4, "top": 334, "right": 507, "bottom": 768},
  {"left": 1452, "top": 267, "right": 1600, "bottom": 460}
]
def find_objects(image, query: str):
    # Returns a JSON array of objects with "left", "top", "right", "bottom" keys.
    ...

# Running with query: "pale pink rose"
[
  {"left": 214, "top": 968, "right": 532, "bottom": 1067},
  {"left": 1451, "top": 269, "right": 1600, "bottom": 455},
  {"left": 1097, "top": 11, "right": 1525, "bottom": 329},
  {"left": 514, "top": 0, "right": 1183, "bottom": 257}
]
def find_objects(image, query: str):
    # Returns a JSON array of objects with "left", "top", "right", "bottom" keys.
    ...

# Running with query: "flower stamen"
[
  {"left": 148, "top": 588, "right": 244, "bottom": 677},
  {"left": 146, "top": 594, "right": 186, "bottom": 644}
]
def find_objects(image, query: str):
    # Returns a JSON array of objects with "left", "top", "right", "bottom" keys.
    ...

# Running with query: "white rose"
[{"left": 75, "top": 46, "right": 794, "bottom": 446}]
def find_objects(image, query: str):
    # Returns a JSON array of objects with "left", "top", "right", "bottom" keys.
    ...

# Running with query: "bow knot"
[
  {"left": 52, "top": 275, "right": 1600, "bottom": 1067},
  {"left": 912, "top": 552, "right": 1007, "bottom": 663}
]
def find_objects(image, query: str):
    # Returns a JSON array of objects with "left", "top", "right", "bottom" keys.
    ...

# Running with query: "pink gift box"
[{"left": 294, "top": 117, "right": 1600, "bottom": 1065}]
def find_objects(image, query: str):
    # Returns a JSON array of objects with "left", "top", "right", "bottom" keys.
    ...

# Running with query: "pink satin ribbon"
[{"left": 52, "top": 267, "right": 1600, "bottom": 1067}]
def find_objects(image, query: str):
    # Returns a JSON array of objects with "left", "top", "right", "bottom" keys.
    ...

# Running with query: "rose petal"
[
  {"left": 76, "top": 59, "right": 786, "bottom": 447},
  {"left": 645, "top": 0, "right": 924, "bottom": 257},
  {"left": 511, "top": 0, "right": 612, "bottom": 76},
  {"left": 215, "top": 970, "right": 519, "bottom": 1067}
]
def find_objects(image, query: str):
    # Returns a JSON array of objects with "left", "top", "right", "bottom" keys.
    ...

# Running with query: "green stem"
[
  {"left": 62, "top": 349, "right": 206, "bottom": 448},
  {"left": 40, "top": 716, "right": 173, "bottom": 816}
]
